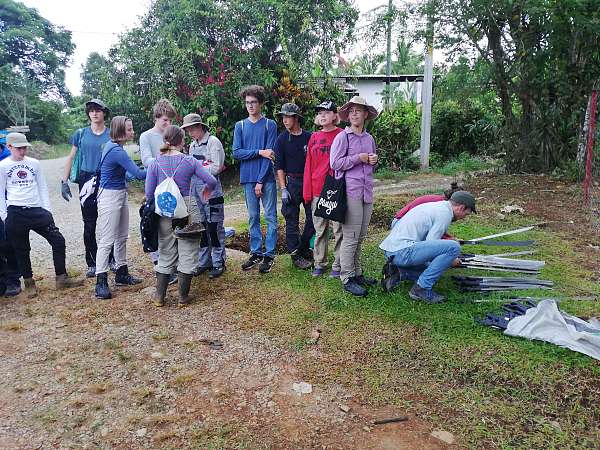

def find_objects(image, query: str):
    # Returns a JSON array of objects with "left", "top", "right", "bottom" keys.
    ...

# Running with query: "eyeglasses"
[{"left": 245, "top": 101, "right": 260, "bottom": 105}]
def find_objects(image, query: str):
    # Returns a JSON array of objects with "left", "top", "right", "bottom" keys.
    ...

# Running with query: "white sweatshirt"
[{"left": 0, "top": 156, "right": 51, "bottom": 221}]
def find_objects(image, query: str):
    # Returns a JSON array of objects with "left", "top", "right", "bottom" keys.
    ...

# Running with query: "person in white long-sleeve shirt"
[{"left": 0, "top": 133, "right": 83, "bottom": 298}]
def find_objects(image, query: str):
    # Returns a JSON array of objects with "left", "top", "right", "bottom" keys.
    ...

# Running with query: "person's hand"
[
  {"left": 201, "top": 187, "right": 212, "bottom": 202},
  {"left": 452, "top": 258, "right": 461, "bottom": 268},
  {"left": 281, "top": 187, "right": 290, "bottom": 205},
  {"left": 61, "top": 181, "right": 72, "bottom": 202},
  {"left": 358, "top": 153, "right": 369, "bottom": 163},
  {"left": 255, "top": 183, "right": 263, "bottom": 198},
  {"left": 368, "top": 153, "right": 378, "bottom": 165},
  {"left": 259, "top": 149, "right": 275, "bottom": 161}
]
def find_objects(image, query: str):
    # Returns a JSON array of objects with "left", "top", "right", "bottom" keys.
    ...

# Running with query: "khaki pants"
[
  {"left": 96, "top": 189, "right": 129, "bottom": 274},
  {"left": 339, "top": 198, "right": 373, "bottom": 283},
  {"left": 311, "top": 198, "right": 343, "bottom": 271},
  {"left": 156, "top": 196, "right": 199, "bottom": 275}
]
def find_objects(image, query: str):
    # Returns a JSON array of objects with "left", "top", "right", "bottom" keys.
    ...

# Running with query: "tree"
[{"left": 81, "top": 53, "right": 110, "bottom": 100}]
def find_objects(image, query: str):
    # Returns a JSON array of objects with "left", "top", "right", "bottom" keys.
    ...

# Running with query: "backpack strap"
[{"left": 158, "top": 155, "right": 185, "bottom": 179}]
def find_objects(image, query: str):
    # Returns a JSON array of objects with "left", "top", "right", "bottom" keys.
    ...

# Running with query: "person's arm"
[
  {"left": 117, "top": 150, "right": 146, "bottom": 179},
  {"left": 0, "top": 168, "right": 7, "bottom": 221},
  {"left": 204, "top": 137, "right": 226, "bottom": 175},
  {"left": 62, "top": 145, "right": 77, "bottom": 182},
  {"left": 232, "top": 121, "right": 260, "bottom": 161},
  {"left": 330, "top": 133, "right": 364, "bottom": 172},
  {"left": 139, "top": 133, "right": 156, "bottom": 167},
  {"left": 274, "top": 133, "right": 286, "bottom": 189},
  {"left": 257, "top": 120, "right": 277, "bottom": 184},
  {"left": 35, "top": 162, "right": 51, "bottom": 212},
  {"left": 144, "top": 163, "right": 157, "bottom": 199},
  {"left": 302, "top": 137, "right": 313, "bottom": 203}
]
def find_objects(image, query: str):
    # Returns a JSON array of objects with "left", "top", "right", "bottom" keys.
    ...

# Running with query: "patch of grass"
[
  {"left": 116, "top": 350, "right": 133, "bottom": 363},
  {"left": 0, "top": 321, "right": 23, "bottom": 331},
  {"left": 223, "top": 208, "right": 600, "bottom": 448},
  {"left": 32, "top": 407, "right": 60, "bottom": 425},
  {"left": 171, "top": 372, "right": 195, "bottom": 387},
  {"left": 374, "top": 167, "right": 411, "bottom": 182},
  {"left": 30, "top": 141, "right": 72, "bottom": 160},
  {"left": 144, "top": 414, "right": 181, "bottom": 426},
  {"left": 87, "top": 383, "right": 111, "bottom": 395},
  {"left": 152, "top": 330, "right": 173, "bottom": 341},
  {"left": 190, "top": 421, "right": 267, "bottom": 450},
  {"left": 433, "top": 152, "right": 500, "bottom": 176}
]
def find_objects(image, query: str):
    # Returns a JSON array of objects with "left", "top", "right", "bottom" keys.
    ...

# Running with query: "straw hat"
[{"left": 338, "top": 96, "right": 378, "bottom": 121}]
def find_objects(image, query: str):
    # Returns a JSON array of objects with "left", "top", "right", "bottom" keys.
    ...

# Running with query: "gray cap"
[
  {"left": 85, "top": 98, "right": 110, "bottom": 115},
  {"left": 450, "top": 190, "right": 477, "bottom": 214},
  {"left": 6, "top": 132, "right": 32, "bottom": 148},
  {"left": 276, "top": 103, "right": 303, "bottom": 119}
]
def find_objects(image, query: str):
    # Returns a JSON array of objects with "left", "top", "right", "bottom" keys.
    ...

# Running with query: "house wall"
[{"left": 351, "top": 80, "right": 422, "bottom": 111}]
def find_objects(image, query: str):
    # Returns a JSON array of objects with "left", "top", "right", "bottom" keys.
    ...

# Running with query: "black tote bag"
[{"left": 313, "top": 133, "right": 349, "bottom": 223}]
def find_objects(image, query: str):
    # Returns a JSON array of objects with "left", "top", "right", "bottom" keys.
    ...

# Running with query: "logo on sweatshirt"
[{"left": 17, "top": 170, "right": 28, "bottom": 179}]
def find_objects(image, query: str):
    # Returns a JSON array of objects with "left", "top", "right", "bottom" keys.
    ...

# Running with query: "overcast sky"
[{"left": 20, "top": 0, "right": 389, "bottom": 96}]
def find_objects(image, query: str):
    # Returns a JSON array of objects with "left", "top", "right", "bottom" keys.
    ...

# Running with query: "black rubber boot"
[
  {"left": 114, "top": 265, "right": 142, "bottom": 286},
  {"left": 177, "top": 272, "right": 193, "bottom": 307},
  {"left": 154, "top": 273, "right": 170, "bottom": 307},
  {"left": 95, "top": 273, "right": 112, "bottom": 299}
]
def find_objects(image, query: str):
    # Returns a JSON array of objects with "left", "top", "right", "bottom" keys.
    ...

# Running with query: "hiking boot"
[
  {"left": 168, "top": 273, "right": 178, "bottom": 285},
  {"left": 177, "top": 272, "right": 193, "bottom": 307},
  {"left": 329, "top": 270, "right": 341, "bottom": 279},
  {"left": 23, "top": 278, "right": 37, "bottom": 299},
  {"left": 343, "top": 277, "right": 367, "bottom": 297},
  {"left": 355, "top": 275, "right": 377, "bottom": 287},
  {"left": 259, "top": 256, "right": 275, "bottom": 273},
  {"left": 86, "top": 266, "right": 96, "bottom": 278},
  {"left": 312, "top": 267, "right": 325, "bottom": 277},
  {"left": 56, "top": 273, "right": 85, "bottom": 290},
  {"left": 192, "top": 266, "right": 210, "bottom": 277},
  {"left": 242, "top": 253, "right": 263, "bottom": 271},
  {"left": 154, "top": 273, "right": 170, "bottom": 307},
  {"left": 408, "top": 283, "right": 445, "bottom": 304},
  {"left": 208, "top": 266, "right": 225, "bottom": 279},
  {"left": 114, "top": 265, "right": 142, "bottom": 286},
  {"left": 291, "top": 254, "right": 312, "bottom": 270},
  {"left": 174, "top": 222, "right": 205, "bottom": 239},
  {"left": 4, "top": 283, "right": 21, "bottom": 297},
  {"left": 95, "top": 273, "right": 111, "bottom": 299}
]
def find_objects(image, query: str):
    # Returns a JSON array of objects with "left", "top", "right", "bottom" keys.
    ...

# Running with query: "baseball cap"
[
  {"left": 450, "top": 190, "right": 477, "bottom": 214},
  {"left": 6, "top": 132, "right": 32, "bottom": 148},
  {"left": 315, "top": 101, "right": 337, "bottom": 112}
]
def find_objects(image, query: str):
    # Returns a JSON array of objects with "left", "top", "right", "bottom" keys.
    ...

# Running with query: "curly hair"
[{"left": 239, "top": 85, "right": 266, "bottom": 104}]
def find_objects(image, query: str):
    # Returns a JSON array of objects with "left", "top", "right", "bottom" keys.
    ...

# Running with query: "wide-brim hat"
[
  {"left": 181, "top": 113, "right": 209, "bottom": 130},
  {"left": 85, "top": 98, "right": 110, "bottom": 116},
  {"left": 338, "top": 96, "right": 378, "bottom": 121},
  {"left": 6, "top": 132, "right": 32, "bottom": 148}
]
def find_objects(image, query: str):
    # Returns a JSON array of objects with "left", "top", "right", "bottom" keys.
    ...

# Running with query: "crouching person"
[
  {"left": 0, "top": 133, "right": 84, "bottom": 297},
  {"left": 180, "top": 113, "right": 227, "bottom": 279},
  {"left": 145, "top": 126, "right": 216, "bottom": 307},
  {"left": 379, "top": 191, "right": 476, "bottom": 303}
]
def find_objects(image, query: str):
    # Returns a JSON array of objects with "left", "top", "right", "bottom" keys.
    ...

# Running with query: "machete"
[{"left": 460, "top": 239, "right": 535, "bottom": 246}]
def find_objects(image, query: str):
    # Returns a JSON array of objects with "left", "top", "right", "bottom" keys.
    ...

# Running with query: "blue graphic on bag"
[{"left": 157, "top": 191, "right": 178, "bottom": 216}]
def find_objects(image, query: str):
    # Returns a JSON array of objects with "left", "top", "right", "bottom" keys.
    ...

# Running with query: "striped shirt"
[{"left": 145, "top": 153, "right": 217, "bottom": 199}]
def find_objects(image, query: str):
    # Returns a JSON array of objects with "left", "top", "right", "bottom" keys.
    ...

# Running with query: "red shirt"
[
  {"left": 303, "top": 127, "right": 343, "bottom": 203},
  {"left": 394, "top": 194, "right": 453, "bottom": 239}
]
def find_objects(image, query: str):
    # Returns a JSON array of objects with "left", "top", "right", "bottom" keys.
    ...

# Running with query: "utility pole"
[
  {"left": 419, "top": 1, "right": 434, "bottom": 169},
  {"left": 385, "top": 0, "right": 393, "bottom": 111}
]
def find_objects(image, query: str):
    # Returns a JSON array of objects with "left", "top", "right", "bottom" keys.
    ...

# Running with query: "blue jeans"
[
  {"left": 385, "top": 240, "right": 460, "bottom": 290},
  {"left": 244, "top": 181, "right": 278, "bottom": 257}
]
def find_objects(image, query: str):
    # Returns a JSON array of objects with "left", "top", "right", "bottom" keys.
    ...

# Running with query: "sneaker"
[
  {"left": 408, "top": 283, "right": 445, "bottom": 304},
  {"left": 242, "top": 253, "right": 263, "bottom": 271},
  {"left": 343, "top": 277, "right": 367, "bottom": 297},
  {"left": 86, "top": 266, "right": 96, "bottom": 278},
  {"left": 258, "top": 256, "right": 275, "bottom": 273},
  {"left": 192, "top": 266, "right": 211, "bottom": 277},
  {"left": 355, "top": 275, "right": 377, "bottom": 287},
  {"left": 292, "top": 254, "right": 312, "bottom": 270},
  {"left": 174, "top": 222, "right": 205, "bottom": 239},
  {"left": 329, "top": 270, "right": 341, "bottom": 279},
  {"left": 208, "top": 266, "right": 225, "bottom": 279},
  {"left": 168, "top": 273, "right": 178, "bottom": 285},
  {"left": 312, "top": 267, "right": 325, "bottom": 277}
]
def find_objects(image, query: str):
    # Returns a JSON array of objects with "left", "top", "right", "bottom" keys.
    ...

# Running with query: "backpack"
[
  {"left": 78, "top": 144, "right": 116, "bottom": 208},
  {"left": 154, "top": 157, "right": 188, "bottom": 218}
]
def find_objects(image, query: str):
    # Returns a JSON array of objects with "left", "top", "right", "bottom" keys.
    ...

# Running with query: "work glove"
[
  {"left": 61, "top": 181, "right": 72, "bottom": 202},
  {"left": 281, "top": 187, "right": 290, "bottom": 205}
]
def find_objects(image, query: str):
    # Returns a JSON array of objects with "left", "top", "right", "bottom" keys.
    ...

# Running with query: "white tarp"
[{"left": 505, "top": 299, "right": 600, "bottom": 361}]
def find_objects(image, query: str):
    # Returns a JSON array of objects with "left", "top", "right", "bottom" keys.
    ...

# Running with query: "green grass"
[
  {"left": 223, "top": 209, "right": 600, "bottom": 448},
  {"left": 30, "top": 141, "right": 72, "bottom": 160},
  {"left": 433, "top": 152, "right": 500, "bottom": 176}
]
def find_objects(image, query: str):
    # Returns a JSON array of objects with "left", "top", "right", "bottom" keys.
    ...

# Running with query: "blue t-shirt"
[
  {"left": 232, "top": 117, "right": 277, "bottom": 184},
  {"left": 70, "top": 127, "right": 111, "bottom": 173},
  {"left": 100, "top": 141, "right": 146, "bottom": 190},
  {"left": 274, "top": 130, "right": 311, "bottom": 175}
]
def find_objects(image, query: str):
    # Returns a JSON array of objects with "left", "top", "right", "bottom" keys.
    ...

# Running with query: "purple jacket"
[{"left": 329, "top": 127, "right": 377, "bottom": 203}]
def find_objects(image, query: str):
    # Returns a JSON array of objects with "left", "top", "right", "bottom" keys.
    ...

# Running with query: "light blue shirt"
[{"left": 379, "top": 201, "right": 454, "bottom": 252}]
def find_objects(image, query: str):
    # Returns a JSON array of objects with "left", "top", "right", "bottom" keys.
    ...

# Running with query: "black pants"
[
  {"left": 281, "top": 176, "right": 315, "bottom": 253},
  {"left": 79, "top": 171, "right": 113, "bottom": 267},
  {"left": 5, "top": 206, "right": 66, "bottom": 279},
  {"left": 0, "top": 218, "right": 20, "bottom": 288}
]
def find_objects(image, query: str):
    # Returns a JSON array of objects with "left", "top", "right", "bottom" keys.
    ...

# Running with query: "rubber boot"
[
  {"left": 154, "top": 273, "right": 170, "bottom": 307},
  {"left": 23, "top": 278, "right": 38, "bottom": 299},
  {"left": 177, "top": 272, "right": 193, "bottom": 307},
  {"left": 95, "top": 273, "right": 112, "bottom": 299},
  {"left": 56, "top": 273, "right": 85, "bottom": 290}
]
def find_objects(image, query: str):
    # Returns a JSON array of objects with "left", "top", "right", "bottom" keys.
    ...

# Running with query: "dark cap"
[
  {"left": 276, "top": 103, "right": 303, "bottom": 119},
  {"left": 315, "top": 101, "right": 337, "bottom": 112},
  {"left": 450, "top": 190, "right": 477, "bottom": 214},
  {"left": 85, "top": 98, "right": 110, "bottom": 115}
]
